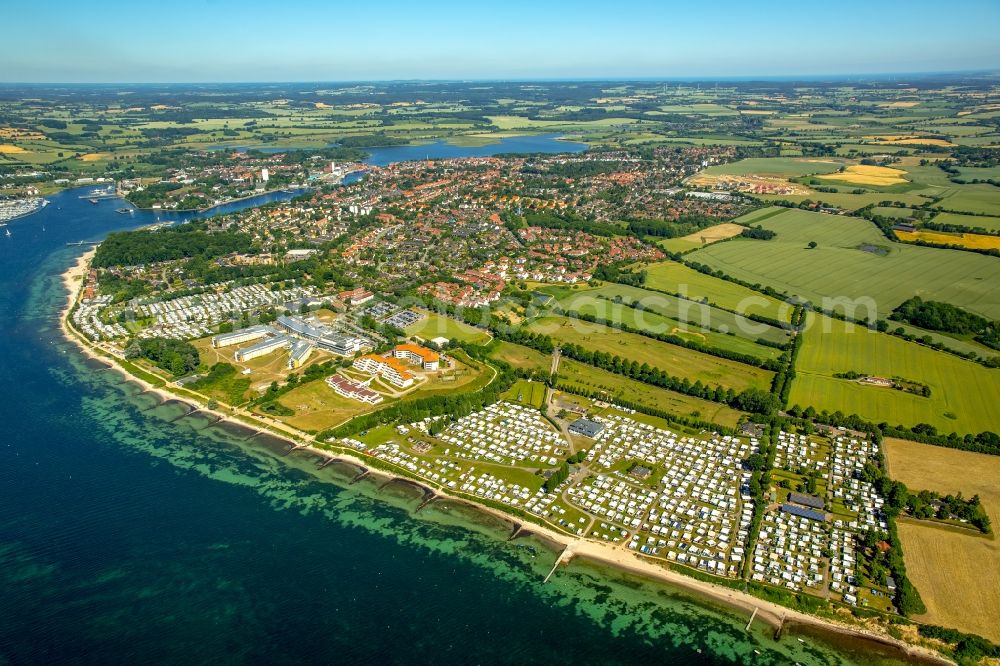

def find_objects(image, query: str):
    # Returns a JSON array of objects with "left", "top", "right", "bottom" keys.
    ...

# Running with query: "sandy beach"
[{"left": 58, "top": 248, "right": 953, "bottom": 665}]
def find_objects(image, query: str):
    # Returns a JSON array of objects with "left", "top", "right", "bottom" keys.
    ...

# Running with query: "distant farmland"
[
  {"left": 789, "top": 313, "right": 1000, "bottom": 435},
  {"left": 689, "top": 208, "right": 1000, "bottom": 321},
  {"left": 526, "top": 315, "right": 774, "bottom": 392}
]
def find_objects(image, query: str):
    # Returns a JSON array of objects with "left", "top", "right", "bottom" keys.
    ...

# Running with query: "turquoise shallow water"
[{"left": 0, "top": 188, "right": 922, "bottom": 665}]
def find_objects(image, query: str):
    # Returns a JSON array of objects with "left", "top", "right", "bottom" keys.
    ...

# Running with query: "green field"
[
  {"left": 689, "top": 208, "right": 1000, "bottom": 321},
  {"left": 929, "top": 211, "right": 1000, "bottom": 233},
  {"left": 555, "top": 285, "right": 787, "bottom": 360},
  {"left": 525, "top": 315, "right": 774, "bottom": 392},
  {"left": 642, "top": 261, "right": 794, "bottom": 322},
  {"left": 790, "top": 313, "right": 1000, "bottom": 436},
  {"left": 694, "top": 157, "right": 844, "bottom": 177},
  {"left": 405, "top": 310, "right": 493, "bottom": 344},
  {"left": 501, "top": 378, "right": 546, "bottom": 408},
  {"left": 557, "top": 358, "right": 746, "bottom": 428},
  {"left": 487, "top": 340, "right": 552, "bottom": 373}
]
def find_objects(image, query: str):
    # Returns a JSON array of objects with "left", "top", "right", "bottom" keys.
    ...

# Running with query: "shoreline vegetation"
[{"left": 58, "top": 248, "right": 952, "bottom": 665}]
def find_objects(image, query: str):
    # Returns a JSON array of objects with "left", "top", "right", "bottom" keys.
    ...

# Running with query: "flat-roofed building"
[
  {"left": 235, "top": 335, "right": 291, "bottom": 362},
  {"left": 212, "top": 325, "right": 272, "bottom": 348},
  {"left": 393, "top": 343, "right": 440, "bottom": 371},
  {"left": 568, "top": 417, "right": 605, "bottom": 438},
  {"left": 353, "top": 354, "right": 414, "bottom": 388},
  {"left": 287, "top": 340, "right": 313, "bottom": 369}
]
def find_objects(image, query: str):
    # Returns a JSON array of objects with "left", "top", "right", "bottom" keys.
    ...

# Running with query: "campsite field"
[
  {"left": 641, "top": 260, "right": 794, "bottom": 322},
  {"left": 789, "top": 313, "right": 1000, "bottom": 435},
  {"left": 525, "top": 315, "right": 774, "bottom": 392},
  {"left": 688, "top": 208, "right": 1000, "bottom": 321},
  {"left": 884, "top": 438, "right": 1000, "bottom": 642},
  {"left": 556, "top": 358, "right": 746, "bottom": 428}
]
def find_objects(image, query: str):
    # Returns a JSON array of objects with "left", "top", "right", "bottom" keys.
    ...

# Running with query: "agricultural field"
[
  {"left": 555, "top": 284, "right": 788, "bottom": 359},
  {"left": 929, "top": 212, "right": 1000, "bottom": 233},
  {"left": 556, "top": 358, "right": 746, "bottom": 428},
  {"left": 816, "top": 164, "right": 908, "bottom": 187},
  {"left": 691, "top": 157, "right": 844, "bottom": 178},
  {"left": 790, "top": 313, "right": 1000, "bottom": 436},
  {"left": 689, "top": 208, "right": 1000, "bottom": 321},
  {"left": 641, "top": 260, "right": 794, "bottom": 322},
  {"left": 657, "top": 222, "right": 744, "bottom": 253},
  {"left": 525, "top": 315, "right": 774, "bottom": 392},
  {"left": 884, "top": 438, "right": 1000, "bottom": 642},
  {"left": 405, "top": 310, "right": 492, "bottom": 345},
  {"left": 894, "top": 228, "right": 1000, "bottom": 251}
]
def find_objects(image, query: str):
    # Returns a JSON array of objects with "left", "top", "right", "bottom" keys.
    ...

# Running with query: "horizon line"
[{"left": 2, "top": 68, "right": 999, "bottom": 86}]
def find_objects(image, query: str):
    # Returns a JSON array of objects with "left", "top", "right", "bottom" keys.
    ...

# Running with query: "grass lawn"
[
  {"left": 557, "top": 358, "right": 746, "bottom": 428},
  {"left": 274, "top": 379, "right": 375, "bottom": 432},
  {"left": 405, "top": 309, "right": 492, "bottom": 345},
  {"left": 525, "top": 315, "right": 774, "bottom": 392},
  {"left": 641, "top": 261, "right": 793, "bottom": 322},
  {"left": 789, "top": 313, "right": 1000, "bottom": 435},
  {"left": 688, "top": 208, "right": 1000, "bottom": 321}
]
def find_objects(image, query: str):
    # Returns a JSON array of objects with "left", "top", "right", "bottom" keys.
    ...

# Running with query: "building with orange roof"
[
  {"left": 353, "top": 354, "right": 414, "bottom": 388},
  {"left": 393, "top": 344, "right": 440, "bottom": 371}
]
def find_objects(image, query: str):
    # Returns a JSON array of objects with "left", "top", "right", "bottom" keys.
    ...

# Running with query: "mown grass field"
[
  {"left": 884, "top": 438, "right": 1000, "bottom": 642},
  {"left": 555, "top": 287, "right": 786, "bottom": 361},
  {"left": 689, "top": 208, "right": 1000, "bottom": 321},
  {"left": 405, "top": 310, "right": 492, "bottom": 344},
  {"left": 557, "top": 358, "right": 746, "bottom": 428},
  {"left": 487, "top": 340, "right": 552, "bottom": 373},
  {"left": 789, "top": 313, "right": 1000, "bottom": 435},
  {"left": 525, "top": 315, "right": 774, "bottom": 392},
  {"left": 642, "top": 261, "right": 794, "bottom": 322},
  {"left": 501, "top": 378, "right": 546, "bottom": 408}
]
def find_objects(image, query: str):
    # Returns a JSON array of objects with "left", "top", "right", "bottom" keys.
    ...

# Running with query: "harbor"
[{"left": 0, "top": 196, "right": 48, "bottom": 224}]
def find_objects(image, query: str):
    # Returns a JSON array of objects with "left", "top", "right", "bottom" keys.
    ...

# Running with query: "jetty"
[
  {"left": 543, "top": 545, "right": 573, "bottom": 583},
  {"left": 746, "top": 607, "right": 758, "bottom": 631}
]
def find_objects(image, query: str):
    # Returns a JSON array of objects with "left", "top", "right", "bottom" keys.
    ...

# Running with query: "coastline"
[{"left": 57, "top": 248, "right": 952, "bottom": 665}]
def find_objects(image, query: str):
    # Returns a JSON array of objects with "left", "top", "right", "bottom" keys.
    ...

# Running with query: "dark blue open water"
[{"left": 0, "top": 188, "right": 922, "bottom": 665}]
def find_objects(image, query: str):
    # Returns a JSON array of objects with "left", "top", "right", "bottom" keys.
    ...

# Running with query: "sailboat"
[{"left": 5, "top": 228, "right": 11, "bottom": 237}]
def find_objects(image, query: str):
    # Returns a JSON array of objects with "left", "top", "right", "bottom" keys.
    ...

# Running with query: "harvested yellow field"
[
  {"left": 895, "top": 229, "right": 1000, "bottom": 251},
  {"left": 881, "top": 101, "right": 920, "bottom": 108},
  {"left": 78, "top": 152, "right": 110, "bottom": 162},
  {"left": 675, "top": 222, "right": 745, "bottom": 246},
  {"left": 0, "top": 144, "right": 27, "bottom": 154},
  {"left": 314, "top": 102, "right": 332, "bottom": 108},
  {"left": 818, "top": 164, "right": 908, "bottom": 186},
  {"left": 884, "top": 438, "right": 1000, "bottom": 641}
]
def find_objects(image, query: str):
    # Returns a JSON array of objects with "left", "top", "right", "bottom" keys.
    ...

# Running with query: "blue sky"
[{"left": 4, "top": 0, "right": 999, "bottom": 82}]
